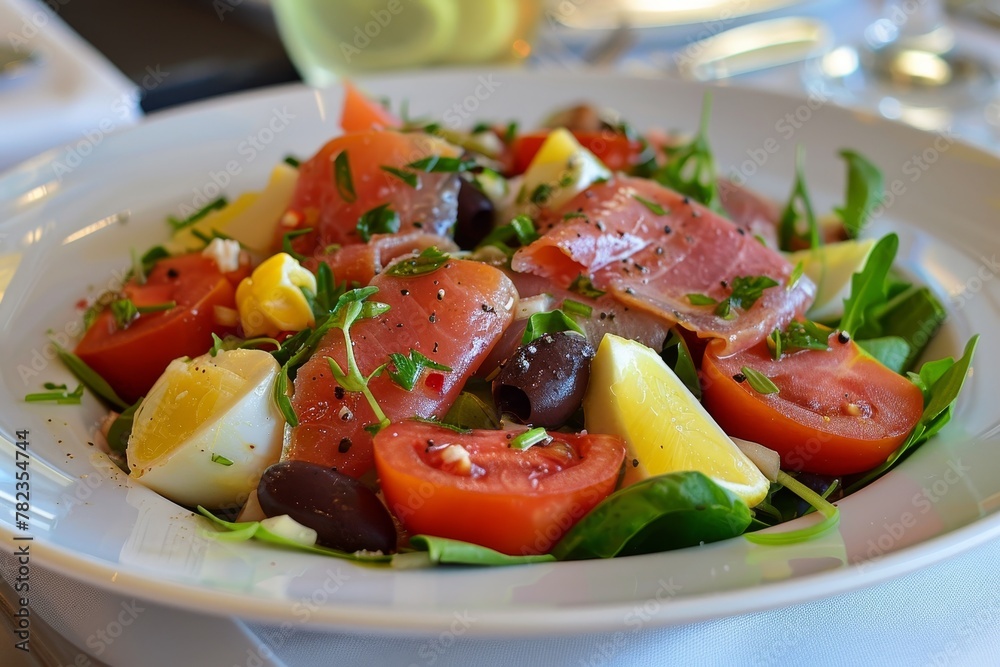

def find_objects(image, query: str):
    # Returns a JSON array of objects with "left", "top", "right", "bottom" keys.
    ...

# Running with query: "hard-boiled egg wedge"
[
  {"left": 520, "top": 128, "right": 611, "bottom": 211},
  {"left": 126, "top": 349, "right": 284, "bottom": 508},
  {"left": 169, "top": 162, "right": 298, "bottom": 254},
  {"left": 583, "top": 334, "right": 770, "bottom": 508},
  {"left": 236, "top": 252, "right": 316, "bottom": 337},
  {"left": 787, "top": 238, "right": 876, "bottom": 322}
]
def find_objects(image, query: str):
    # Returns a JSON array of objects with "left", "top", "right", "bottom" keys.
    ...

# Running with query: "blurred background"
[{"left": 5, "top": 0, "right": 1000, "bottom": 169}]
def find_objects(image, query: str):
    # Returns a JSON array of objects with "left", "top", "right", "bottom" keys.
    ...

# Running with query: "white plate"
[{"left": 0, "top": 71, "right": 998, "bottom": 636}]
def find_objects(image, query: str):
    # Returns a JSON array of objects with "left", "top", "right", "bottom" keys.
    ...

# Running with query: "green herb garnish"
[
  {"left": 283, "top": 155, "right": 301, "bottom": 168},
  {"left": 167, "top": 197, "right": 228, "bottom": 231},
  {"left": 510, "top": 427, "right": 551, "bottom": 451},
  {"left": 839, "top": 233, "right": 898, "bottom": 338},
  {"left": 110, "top": 299, "right": 176, "bottom": 330},
  {"left": 388, "top": 350, "right": 451, "bottom": 392},
  {"left": 380, "top": 165, "right": 418, "bottom": 188},
  {"left": 281, "top": 228, "right": 313, "bottom": 263},
  {"left": 384, "top": 246, "right": 450, "bottom": 278},
  {"left": 633, "top": 195, "right": 668, "bottom": 216},
  {"left": 25, "top": 384, "right": 84, "bottom": 404},
  {"left": 745, "top": 471, "right": 839, "bottom": 545},
  {"left": 211, "top": 453, "right": 234, "bottom": 466},
  {"left": 740, "top": 366, "right": 780, "bottom": 395},
  {"left": 562, "top": 299, "right": 593, "bottom": 318},
  {"left": 356, "top": 204, "right": 401, "bottom": 242},
  {"left": 106, "top": 398, "right": 142, "bottom": 454},
  {"left": 49, "top": 340, "right": 128, "bottom": 410},
  {"left": 325, "top": 287, "right": 392, "bottom": 435},
  {"left": 407, "top": 155, "right": 477, "bottom": 173},
  {"left": 835, "top": 150, "right": 883, "bottom": 239},
  {"left": 409, "top": 416, "right": 471, "bottom": 434},
  {"left": 569, "top": 274, "right": 606, "bottom": 299},
  {"left": 522, "top": 309, "right": 585, "bottom": 344},
  {"left": 654, "top": 92, "right": 721, "bottom": 211},
  {"left": 333, "top": 151, "right": 356, "bottom": 203},
  {"left": 778, "top": 145, "right": 819, "bottom": 251},
  {"left": 767, "top": 320, "right": 831, "bottom": 360},
  {"left": 686, "top": 293, "right": 718, "bottom": 306},
  {"left": 714, "top": 275, "right": 780, "bottom": 319}
]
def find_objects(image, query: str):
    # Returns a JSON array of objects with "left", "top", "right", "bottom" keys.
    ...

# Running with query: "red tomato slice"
[
  {"left": 373, "top": 422, "right": 626, "bottom": 555},
  {"left": 340, "top": 81, "right": 400, "bottom": 133},
  {"left": 510, "top": 131, "right": 645, "bottom": 175},
  {"left": 75, "top": 254, "right": 238, "bottom": 404},
  {"left": 700, "top": 333, "right": 924, "bottom": 475}
]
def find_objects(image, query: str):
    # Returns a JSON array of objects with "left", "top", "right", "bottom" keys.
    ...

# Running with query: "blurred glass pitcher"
[{"left": 272, "top": 0, "right": 544, "bottom": 87}]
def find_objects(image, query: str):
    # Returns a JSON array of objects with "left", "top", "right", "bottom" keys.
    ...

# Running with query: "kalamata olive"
[
  {"left": 493, "top": 331, "right": 595, "bottom": 427},
  {"left": 453, "top": 178, "right": 495, "bottom": 249},
  {"left": 257, "top": 460, "right": 396, "bottom": 553}
]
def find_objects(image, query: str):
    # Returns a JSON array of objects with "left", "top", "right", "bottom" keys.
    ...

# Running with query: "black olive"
[
  {"left": 453, "top": 178, "right": 495, "bottom": 249},
  {"left": 257, "top": 461, "right": 396, "bottom": 553},
  {"left": 492, "top": 331, "right": 595, "bottom": 427}
]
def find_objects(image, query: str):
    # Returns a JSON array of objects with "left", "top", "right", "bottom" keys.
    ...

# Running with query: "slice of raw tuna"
[
  {"left": 286, "top": 257, "right": 518, "bottom": 477},
  {"left": 307, "top": 231, "right": 459, "bottom": 287},
  {"left": 511, "top": 176, "right": 814, "bottom": 354},
  {"left": 278, "top": 130, "right": 462, "bottom": 255}
]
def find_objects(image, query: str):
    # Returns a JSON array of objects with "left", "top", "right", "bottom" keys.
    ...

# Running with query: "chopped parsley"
[
  {"left": 356, "top": 204, "right": 401, "bottom": 242},
  {"left": 388, "top": 350, "right": 451, "bottom": 392},
  {"left": 333, "top": 151, "right": 356, "bottom": 203}
]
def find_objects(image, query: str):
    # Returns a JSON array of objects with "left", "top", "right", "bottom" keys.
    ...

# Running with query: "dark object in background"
[{"left": 57, "top": 0, "right": 300, "bottom": 112}]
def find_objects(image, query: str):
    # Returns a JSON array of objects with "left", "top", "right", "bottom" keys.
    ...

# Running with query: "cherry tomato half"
[
  {"left": 75, "top": 254, "right": 238, "bottom": 404},
  {"left": 373, "top": 421, "right": 626, "bottom": 555},
  {"left": 701, "top": 333, "right": 924, "bottom": 475}
]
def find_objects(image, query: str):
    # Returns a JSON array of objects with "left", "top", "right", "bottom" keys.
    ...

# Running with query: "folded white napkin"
[{"left": 0, "top": 0, "right": 141, "bottom": 172}]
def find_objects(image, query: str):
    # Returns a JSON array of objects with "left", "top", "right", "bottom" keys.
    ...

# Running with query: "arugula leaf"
[
  {"left": 384, "top": 246, "right": 450, "bottom": 278},
  {"left": 25, "top": 384, "right": 84, "bottom": 405},
  {"left": 521, "top": 310, "right": 585, "bottom": 344},
  {"left": 442, "top": 391, "right": 499, "bottom": 431},
  {"left": 196, "top": 506, "right": 391, "bottom": 561},
  {"left": 356, "top": 204, "right": 401, "bottom": 242},
  {"left": 847, "top": 335, "right": 978, "bottom": 492},
  {"left": 380, "top": 165, "right": 418, "bottom": 188},
  {"left": 552, "top": 471, "right": 751, "bottom": 559},
  {"left": 857, "top": 336, "right": 911, "bottom": 373},
  {"left": 50, "top": 340, "right": 128, "bottom": 410},
  {"left": 874, "top": 286, "right": 946, "bottom": 371},
  {"left": 660, "top": 329, "right": 701, "bottom": 400},
  {"left": 333, "top": 151, "right": 356, "bottom": 203},
  {"left": 741, "top": 366, "right": 780, "bottom": 395},
  {"left": 654, "top": 92, "right": 721, "bottom": 211},
  {"left": 388, "top": 350, "right": 451, "bottom": 391},
  {"left": 403, "top": 535, "right": 555, "bottom": 567},
  {"left": 839, "top": 233, "right": 899, "bottom": 338},
  {"left": 167, "top": 197, "right": 228, "bottom": 231},
  {"left": 106, "top": 397, "right": 143, "bottom": 453},
  {"left": 407, "top": 155, "right": 477, "bottom": 173},
  {"left": 835, "top": 150, "right": 883, "bottom": 239},
  {"left": 778, "top": 145, "right": 820, "bottom": 251},
  {"left": 569, "top": 274, "right": 605, "bottom": 299}
]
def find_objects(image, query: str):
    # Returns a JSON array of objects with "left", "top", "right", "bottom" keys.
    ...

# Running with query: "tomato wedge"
[
  {"left": 700, "top": 333, "right": 924, "bottom": 475},
  {"left": 373, "top": 422, "right": 626, "bottom": 555},
  {"left": 510, "top": 130, "right": 645, "bottom": 175},
  {"left": 75, "top": 254, "right": 238, "bottom": 404},
  {"left": 340, "top": 81, "right": 400, "bottom": 133}
]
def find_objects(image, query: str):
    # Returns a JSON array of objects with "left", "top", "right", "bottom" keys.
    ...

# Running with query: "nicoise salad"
[{"left": 29, "top": 83, "right": 977, "bottom": 566}]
